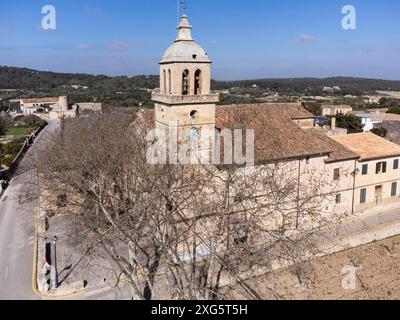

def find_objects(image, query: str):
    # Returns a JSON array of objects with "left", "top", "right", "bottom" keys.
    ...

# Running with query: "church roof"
[
  {"left": 309, "top": 129, "right": 359, "bottom": 163},
  {"left": 223, "top": 103, "right": 315, "bottom": 120},
  {"left": 216, "top": 104, "right": 334, "bottom": 163},
  {"left": 160, "top": 15, "right": 211, "bottom": 64}
]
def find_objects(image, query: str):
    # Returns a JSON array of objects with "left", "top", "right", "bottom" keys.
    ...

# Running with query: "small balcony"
[{"left": 151, "top": 92, "right": 220, "bottom": 105}]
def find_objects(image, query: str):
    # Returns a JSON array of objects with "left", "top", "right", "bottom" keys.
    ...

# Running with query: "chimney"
[{"left": 331, "top": 117, "right": 336, "bottom": 130}]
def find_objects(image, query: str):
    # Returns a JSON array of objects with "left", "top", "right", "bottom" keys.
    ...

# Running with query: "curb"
[{"left": 32, "top": 207, "right": 86, "bottom": 300}]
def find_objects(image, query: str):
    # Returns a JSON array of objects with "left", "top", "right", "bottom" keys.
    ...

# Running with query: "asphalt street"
[{"left": 0, "top": 119, "right": 59, "bottom": 300}]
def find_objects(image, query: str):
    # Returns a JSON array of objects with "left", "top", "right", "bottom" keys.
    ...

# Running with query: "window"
[
  {"left": 182, "top": 69, "right": 190, "bottom": 95},
  {"left": 168, "top": 69, "right": 171, "bottom": 94},
  {"left": 392, "top": 182, "right": 398, "bottom": 197},
  {"left": 394, "top": 159, "right": 399, "bottom": 170},
  {"left": 186, "top": 127, "right": 200, "bottom": 142},
  {"left": 360, "top": 188, "right": 367, "bottom": 204},
  {"left": 362, "top": 164, "right": 368, "bottom": 175},
  {"left": 336, "top": 194, "right": 341, "bottom": 204},
  {"left": 190, "top": 110, "right": 198, "bottom": 120},
  {"left": 194, "top": 69, "right": 202, "bottom": 95},
  {"left": 163, "top": 70, "right": 166, "bottom": 93},
  {"left": 376, "top": 162, "right": 387, "bottom": 174},
  {"left": 334, "top": 168, "right": 340, "bottom": 181}
]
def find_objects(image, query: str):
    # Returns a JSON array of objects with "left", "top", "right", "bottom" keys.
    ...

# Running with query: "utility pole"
[{"left": 50, "top": 235, "right": 58, "bottom": 289}]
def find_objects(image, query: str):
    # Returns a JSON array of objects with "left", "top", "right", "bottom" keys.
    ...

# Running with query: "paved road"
[{"left": 0, "top": 119, "right": 59, "bottom": 300}]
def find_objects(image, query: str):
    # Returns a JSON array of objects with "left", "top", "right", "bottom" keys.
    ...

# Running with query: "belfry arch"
[
  {"left": 194, "top": 69, "right": 202, "bottom": 95},
  {"left": 182, "top": 69, "right": 190, "bottom": 95}
]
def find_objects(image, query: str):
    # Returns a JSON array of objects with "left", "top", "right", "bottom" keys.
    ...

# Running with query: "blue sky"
[{"left": 0, "top": 0, "right": 399, "bottom": 80}]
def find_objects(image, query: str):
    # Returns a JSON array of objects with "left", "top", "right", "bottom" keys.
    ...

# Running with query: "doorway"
[{"left": 375, "top": 185, "right": 383, "bottom": 206}]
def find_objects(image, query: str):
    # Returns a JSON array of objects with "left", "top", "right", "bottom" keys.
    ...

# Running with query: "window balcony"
[{"left": 151, "top": 92, "right": 219, "bottom": 105}]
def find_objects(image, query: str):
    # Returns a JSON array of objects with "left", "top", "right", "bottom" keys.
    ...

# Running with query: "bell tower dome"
[{"left": 152, "top": 15, "right": 219, "bottom": 161}]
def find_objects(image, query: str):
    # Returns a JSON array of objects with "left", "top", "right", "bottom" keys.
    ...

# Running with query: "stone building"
[
  {"left": 48, "top": 96, "right": 77, "bottom": 119},
  {"left": 147, "top": 15, "right": 400, "bottom": 217},
  {"left": 20, "top": 97, "right": 59, "bottom": 115},
  {"left": 152, "top": 15, "right": 219, "bottom": 159},
  {"left": 322, "top": 104, "right": 353, "bottom": 116},
  {"left": 333, "top": 133, "right": 400, "bottom": 212}
]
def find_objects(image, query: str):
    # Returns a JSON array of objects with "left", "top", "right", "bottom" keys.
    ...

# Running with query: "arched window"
[
  {"left": 190, "top": 110, "right": 198, "bottom": 119},
  {"left": 182, "top": 69, "right": 190, "bottom": 95},
  {"left": 194, "top": 69, "right": 202, "bottom": 95},
  {"left": 168, "top": 69, "right": 171, "bottom": 94},
  {"left": 163, "top": 70, "right": 166, "bottom": 93}
]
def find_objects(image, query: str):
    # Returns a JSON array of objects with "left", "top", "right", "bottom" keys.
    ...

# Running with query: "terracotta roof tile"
[
  {"left": 332, "top": 132, "right": 400, "bottom": 161},
  {"left": 216, "top": 104, "right": 332, "bottom": 163},
  {"left": 21, "top": 97, "right": 59, "bottom": 104},
  {"left": 309, "top": 129, "right": 359, "bottom": 163}
]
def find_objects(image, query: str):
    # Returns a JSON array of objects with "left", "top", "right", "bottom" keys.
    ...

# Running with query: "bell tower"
[{"left": 152, "top": 15, "right": 219, "bottom": 162}]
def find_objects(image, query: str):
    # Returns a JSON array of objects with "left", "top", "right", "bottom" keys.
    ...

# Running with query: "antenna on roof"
[{"left": 178, "top": 0, "right": 189, "bottom": 22}]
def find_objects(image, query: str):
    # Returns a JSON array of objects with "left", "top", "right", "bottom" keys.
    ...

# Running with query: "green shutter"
[
  {"left": 392, "top": 182, "right": 397, "bottom": 197},
  {"left": 362, "top": 164, "right": 368, "bottom": 175},
  {"left": 360, "top": 188, "right": 367, "bottom": 204}
]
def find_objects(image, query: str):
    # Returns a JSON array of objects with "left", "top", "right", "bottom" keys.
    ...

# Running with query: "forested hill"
[
  {"left": 1, "top": 66, "right": 400, "bottom": 109},
  {"left": 213, "top": 77, "right": 400, "bottom": 96},
  {"left": 2, "top": 66, "right": 400, "bottom": 94},
  {"left": 0, "top": 66, "right": 158, "bottom": 91}
]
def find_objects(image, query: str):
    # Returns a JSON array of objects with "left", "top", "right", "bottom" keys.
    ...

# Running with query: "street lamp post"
[{"left": 50, "top": 235, "right": 58, "bottom": 290}]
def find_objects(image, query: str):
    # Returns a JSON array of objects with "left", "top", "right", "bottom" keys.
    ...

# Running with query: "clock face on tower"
[{"left": 186, "top": 127, "right": 200, "bottom": 142}]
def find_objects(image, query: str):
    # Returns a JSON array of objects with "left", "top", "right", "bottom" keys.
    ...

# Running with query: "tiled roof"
[
  {"left": 224, "top": 103, "right": 314, "bottom": 119},
  {"left": 384, "top": 114, "right": 400, "bottom": 122},
  {"left": 215, "top": 104, "right": 332, "bottom": 163},
  {"left": 309, "top": 129, "right": 359, "bottom": 163},
  {"left": 332, "top": 132, "right": 400, "bottom": 161},
  {"left": 21, "top": 97, "right": 59, "bottom": 104}
]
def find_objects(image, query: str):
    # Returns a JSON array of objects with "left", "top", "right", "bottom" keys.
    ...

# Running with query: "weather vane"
[{"left": 178, "top": 0, "right": 189, "bottom": 21}]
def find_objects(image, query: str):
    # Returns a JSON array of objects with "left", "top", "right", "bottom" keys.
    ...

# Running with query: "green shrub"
[
  {"left": 1, "top": 155, "right": 15, "bottom": 168},
  {"left": 2, "top": 139, "right": 25, "bottom": 155}
]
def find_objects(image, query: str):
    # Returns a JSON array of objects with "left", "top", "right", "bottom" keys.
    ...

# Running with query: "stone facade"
[
  {"left": 152, "top": 15, "right": 218, "bottom": 158},
  {"left": 149, "top": 15, "right": 400, "bottom": 218}
]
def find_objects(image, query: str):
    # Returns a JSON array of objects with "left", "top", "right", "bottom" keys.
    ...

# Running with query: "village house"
[
  {"left": 322, "top": 104, "right": 353, "bottom": 117},
  {"left": 19, "top": 97, "right": 59, "bottom": 115},
  {"left": 333, "top": 133, "right": 400, "bottom": 213}
]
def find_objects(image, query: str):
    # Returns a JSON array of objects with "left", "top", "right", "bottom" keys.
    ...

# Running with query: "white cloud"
[
  {"left": 105, "top": 41, "right": 129, "bottom": 52},
  {"left": 73, "top": 43, "right": 92, "bottom": 50},
  {"left": 295, "top": 34, "right": 315, "bottom": 44},
  {"left": 208, "top": 40, "right": 222, "bottom": 46}
]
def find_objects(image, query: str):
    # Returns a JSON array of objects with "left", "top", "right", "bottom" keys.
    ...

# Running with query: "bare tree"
[{"left": 35, "top": 112, "right": 344, "bottom": 300}]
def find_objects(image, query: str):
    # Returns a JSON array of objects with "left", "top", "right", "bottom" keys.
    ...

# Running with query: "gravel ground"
[
  {"left": 46, "top": 214, "right": 124, "bottom": 292},
  {"left": 228, "top": 235, "right": 400, "bottom": 300}
]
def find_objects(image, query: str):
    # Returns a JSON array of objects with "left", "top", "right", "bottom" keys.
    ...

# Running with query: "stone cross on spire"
[{"left": 176, "top": 15, "right": 193, "bottom": 42}]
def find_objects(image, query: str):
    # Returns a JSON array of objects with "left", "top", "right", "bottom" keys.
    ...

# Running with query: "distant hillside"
[
  {"left": 213, "top": 77, "right": 400, "bottom": 96},
  {"left": 0, "top": 66, "right": 159, "bottom": 93},
  {"left": 1, "top": 66, "right": 400, "bottom": 109},
  {"left": 0, "top": 66, "right": 159, "bottom": 108}
]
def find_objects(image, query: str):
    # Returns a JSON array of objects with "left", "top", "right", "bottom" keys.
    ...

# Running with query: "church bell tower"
[{"left": 152, "top": 15, "right": 219, "bottom": 161}]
